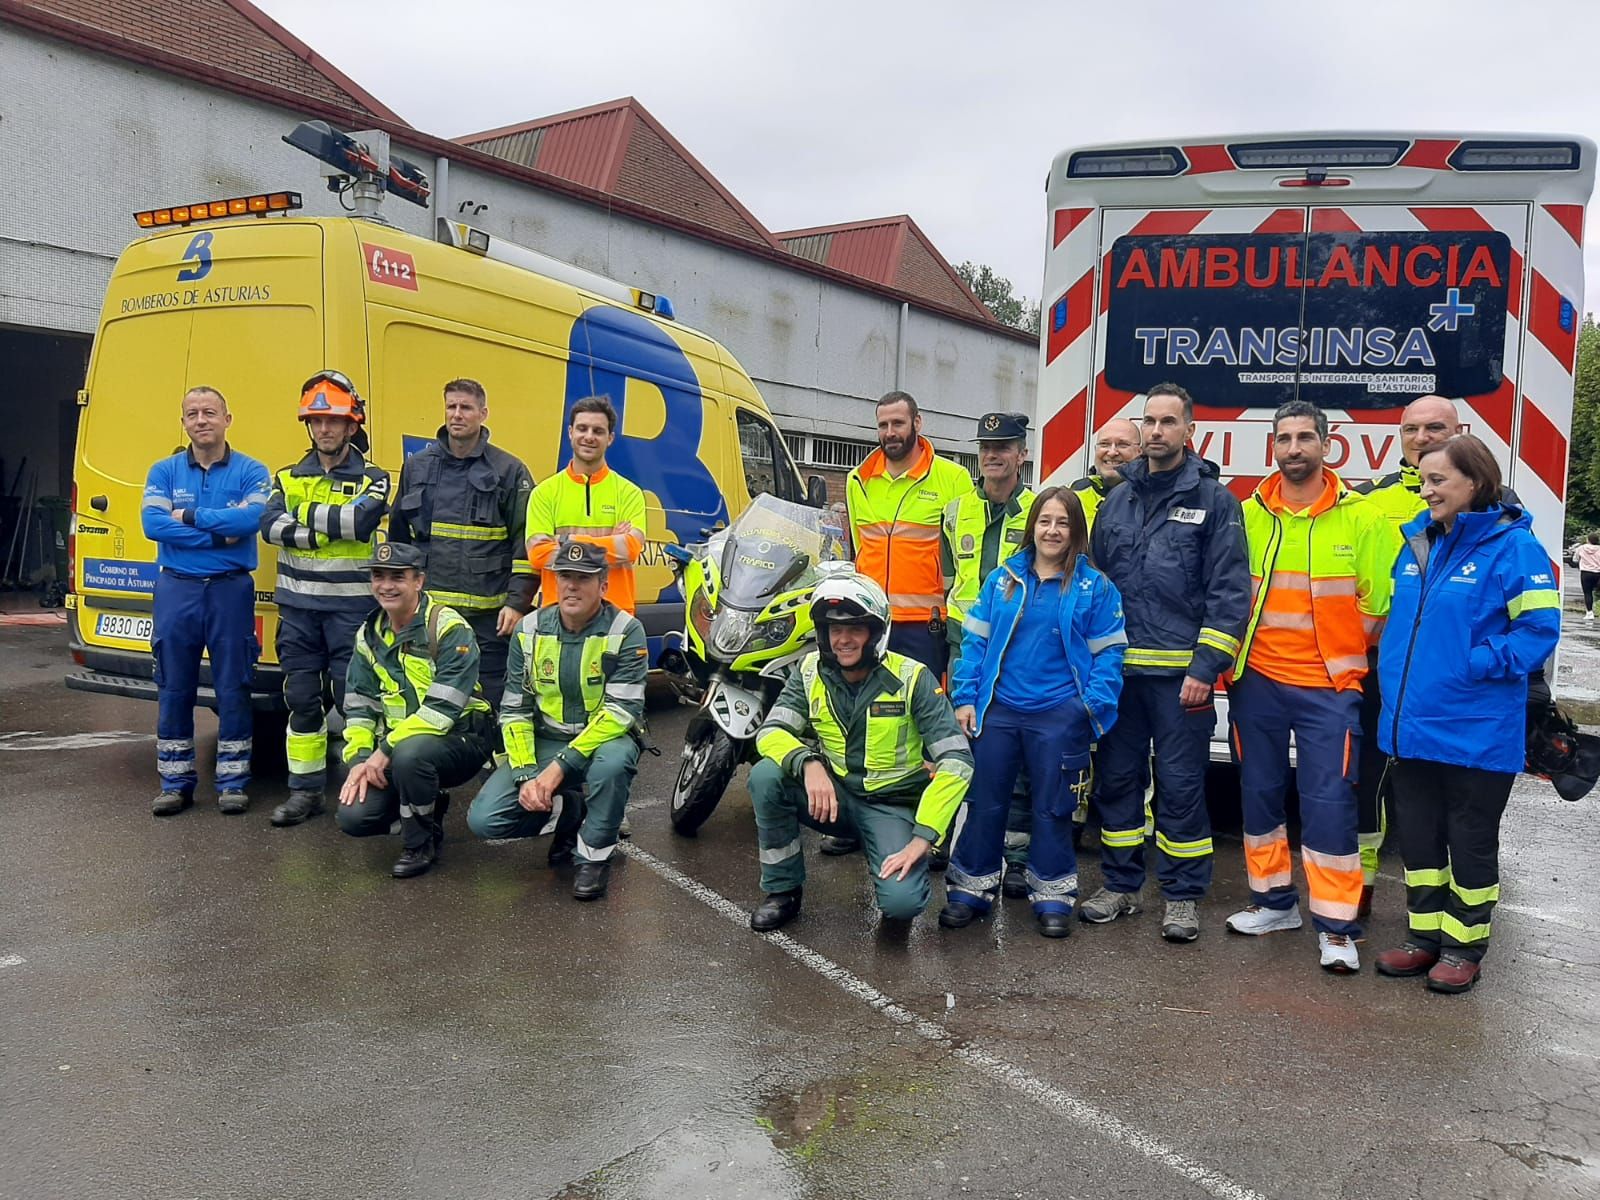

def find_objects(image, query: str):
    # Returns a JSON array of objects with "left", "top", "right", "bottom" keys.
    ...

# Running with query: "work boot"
[
  {"left": 217, "top": 790, "right": 249, "bottom": 815},
  {"left": 819, "top": 835, "right": 859, "bottom": 856},
  {"left": 938, "top": 898, "right": 980, "bottom": 929},
  {"left": 1161, "top": 899, "right": 1200, "bottom": 943},
  {"left": 573, "top": 860, "right": 611, "bottom": 900},
  {"left": 750, "top": 888, "right": 802, "bottom": 931},
  {"left": 271, "top": 789, "right": 323, "bottom": 827},
  {"left": 151, "top": 790, "right": 193, "bottom": 817},
  {"left": 1426, "top": 953, "right": 1482, "bottom": 994},
  {"left": 392, "top": 844, "right": 436, "bottom": 879},
  {"left": 1357, "top": 883, "right": 1375, "bottom": 921},
  {"left": 1225, "top": 903, "right": 1303, "bottom": 935},
  {"left": 1036, "top": 911, "right": 1073, "bottom": 938},
  {"left": 1001, "top": 862, "right": 1030, "bottom": 899},
  {"left": 1319, "top": 932, "right": 1360, "bottom": 973},
  {"left": 1079, "top": 887, "right": 1141, "bottom": 924},
  {"left": 1376, "top": 943, "right": 1440, "bottom": 977}
]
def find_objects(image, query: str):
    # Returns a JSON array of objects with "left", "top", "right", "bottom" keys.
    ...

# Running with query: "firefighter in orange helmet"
[{"left": 260, "top": 370, "right": 391, "bottom": 827}]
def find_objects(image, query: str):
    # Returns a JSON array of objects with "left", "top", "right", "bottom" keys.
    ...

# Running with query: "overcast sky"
[{"left": 258, "top": 0, "right": 1600, "bottom": 314}]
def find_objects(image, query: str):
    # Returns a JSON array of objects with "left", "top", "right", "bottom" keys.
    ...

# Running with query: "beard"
[{"left": 1278, "top": 457, "right": 1319, "bottom": 484}]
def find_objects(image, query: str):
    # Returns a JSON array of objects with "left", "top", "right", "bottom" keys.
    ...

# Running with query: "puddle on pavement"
[
  {"left": 755, "top": 1067, "right": 941, "bottom": 1165},
  {"left": 551, "top": 1118, "right": 803, "bottom": 1199}
]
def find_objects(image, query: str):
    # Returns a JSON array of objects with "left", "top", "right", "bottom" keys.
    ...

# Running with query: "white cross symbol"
[{"left": 1427, "top": 287, "right": 1476, "bottom": 333}]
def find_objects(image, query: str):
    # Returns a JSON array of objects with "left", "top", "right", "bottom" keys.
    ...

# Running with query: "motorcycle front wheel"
[{"left": 670, "top": 724, "right": 742, "bottom": 836}]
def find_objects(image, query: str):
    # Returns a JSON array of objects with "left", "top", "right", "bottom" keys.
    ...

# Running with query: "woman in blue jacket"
[
  {"left": 941, "top": 486, "right": 1127, "bottom": 938},
  {"left": 1375, "top": 435, "right": 1561, "bottom": 994}
]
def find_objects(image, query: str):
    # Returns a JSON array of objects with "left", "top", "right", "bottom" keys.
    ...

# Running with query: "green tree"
[
  {"left": 1568, "top": 314, "right": 1600, "bottom": 540},
  {"left": 955, "top": 261, "right": 1041, "bottom": 336}
]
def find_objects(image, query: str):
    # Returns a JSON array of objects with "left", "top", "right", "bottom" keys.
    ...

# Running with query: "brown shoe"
[
  {"left": 1375, "top": 943, "right": 1439, "bottom": 977},
  {"left": 1426, "top": 953, "right": 1481, "bottom": 994}
]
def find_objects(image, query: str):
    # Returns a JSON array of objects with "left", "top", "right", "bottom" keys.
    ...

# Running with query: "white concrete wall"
[{"left": 0, "top": 25, "right": 1037, "bottom": 455}]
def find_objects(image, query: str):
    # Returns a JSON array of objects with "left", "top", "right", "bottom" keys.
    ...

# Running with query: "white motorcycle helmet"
[{"left": 810, "top": 572, "right": 891, "bottom": 667}]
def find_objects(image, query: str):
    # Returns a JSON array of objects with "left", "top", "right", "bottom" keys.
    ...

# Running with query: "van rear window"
[{"left": 1102, "top": 228, "right": 1513, "bottom": 409}]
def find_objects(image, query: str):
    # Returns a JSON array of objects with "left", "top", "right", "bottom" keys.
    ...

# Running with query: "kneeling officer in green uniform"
[
  {"left": 337, "top": 541, "right": 495, "bottom": 879},
  {"left": 467, "top": 539, "right": 647, "bottom": 901},
  {"left": 748, "top": 572, "right": 974, "bottom": 932}
]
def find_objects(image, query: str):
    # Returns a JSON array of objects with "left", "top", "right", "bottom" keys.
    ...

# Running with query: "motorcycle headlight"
[
  {"left": 752, "top": 614, "right": 795, "bottom": 650},
  {"left": 710, "top": 609, "right": 757, "bottom": 658},
  {"left": 690, "top": 591, "right": 714, "bottom": 643}
]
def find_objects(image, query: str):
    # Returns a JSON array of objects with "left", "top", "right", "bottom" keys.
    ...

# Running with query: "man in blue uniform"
[{"left": 141, "top": 386, "right": 271, "bottom": 815}]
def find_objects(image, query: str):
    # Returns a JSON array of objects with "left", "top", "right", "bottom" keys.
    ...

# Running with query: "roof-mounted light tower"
[{"left": 282, "top": 120, "right": 431, "bottom": 221}]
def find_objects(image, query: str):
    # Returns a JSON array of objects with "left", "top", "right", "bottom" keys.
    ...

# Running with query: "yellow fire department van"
[{"left": 66, "top": 162, "right": 818, "bottom": 710}]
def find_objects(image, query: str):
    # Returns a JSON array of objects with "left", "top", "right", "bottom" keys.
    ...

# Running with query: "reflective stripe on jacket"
[
  {"left": 1378, "top": 504, "right": 1561, "bottom": 773},
  {"left": 388, "top": 428, "right": 536, "bottom": 613},
  {"left": 754, "top": 649, "right": 974, "bottom": 845},
  {"left": 524, "top": 463, "right": 647, "bottom": 614},
  {"left": 500, "top": 601, "right": 648, "bottom": 781},
  {"left": 847, "top": 438, "right": 972, "bottom": 623},
  {"left": 1088, "top": 452, "right": 1250, "bottom": 684},
  {"left": 949, "top": 548, "right": 1126, "bottom": 738},
  {"left": 1069, "top": 472, "right": 1111, "bottom": 530},
  {"left": 941, "top": 482, "right": 1034, "bottom": 625},
  {"left": 261, "top": 447, "right": 389, "bottom": 610},
  {"left": 1236, "top": 470, "right": 1400, "bottom": 692},
  {"left": 343, "top": 595, "right": 491, "bottom": 760}
]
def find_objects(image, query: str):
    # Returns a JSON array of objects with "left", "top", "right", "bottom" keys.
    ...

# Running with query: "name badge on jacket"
[{"left": 1169, "top": 507, "right": 1206, "bottom": 525}]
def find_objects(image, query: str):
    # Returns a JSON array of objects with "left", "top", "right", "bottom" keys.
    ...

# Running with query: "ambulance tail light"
[
  {"left": 1066, "top": 148, "right": 1186, "bottom": 178},
  {"left": 68, "top": 481, "right": 77, "bottom": 592},
  {"left": 1449, "top": 141, "right": 1581, "bottom": 171},
  {"left": 135, "top": 192, "right": 302, "bottom": 228},
  {"left": 1230, "top": 140, "right": 1406, "bottom": 169}
]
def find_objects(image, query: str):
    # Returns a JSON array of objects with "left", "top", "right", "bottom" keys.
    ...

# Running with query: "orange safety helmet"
[{"left": 298, "top": 370, "right": 365, "bottom": 423}]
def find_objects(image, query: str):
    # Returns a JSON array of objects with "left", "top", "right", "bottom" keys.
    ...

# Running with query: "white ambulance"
[{"left": 1036, "top": 132, "right": 1594, "bottom": 567}]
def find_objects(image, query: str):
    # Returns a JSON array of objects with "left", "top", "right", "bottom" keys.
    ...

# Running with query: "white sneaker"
[
  {"left": 1319, "top": 931, "right": 1360, "bottom": 973},
  {"left": 1587, "top": 611, "right": 1596, "bottom": 621},
  {"left": 1225, "top": 903, "right": 1303, "bottom": 935}
]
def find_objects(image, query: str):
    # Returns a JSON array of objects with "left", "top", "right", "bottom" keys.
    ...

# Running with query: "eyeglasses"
[{"left": 1095, "top": 440, "right": 1140, "bottom": 452}]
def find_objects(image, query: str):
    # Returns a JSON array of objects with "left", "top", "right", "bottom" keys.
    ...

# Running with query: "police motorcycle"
[{"left": 659, "top": 495, "right": 850, "bottom": 834}]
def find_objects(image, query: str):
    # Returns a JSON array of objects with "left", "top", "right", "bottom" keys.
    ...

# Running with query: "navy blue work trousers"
[
  {"left": 1096, "top": 674, "right": 1215, "bottom": 901},
  {"left": 152, "top": 569, "right": 257, "bottom": 794},
  {"left": 947, "top": 700, "right": 1091, "bottom": 916}
]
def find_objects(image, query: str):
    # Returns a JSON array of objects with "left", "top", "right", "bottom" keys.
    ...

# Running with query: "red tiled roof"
[
  {"left": 459, "top": 98, "right": 780, "bottom": 249},
  {"left": 1, "top": 3, "right": 1033, "bottom": 342},
  {"left": 2, "top": 0, "right": 404, "bottom": 123},
  {"left": 776, "top": 215, "right": 992, "bottom": 320}
]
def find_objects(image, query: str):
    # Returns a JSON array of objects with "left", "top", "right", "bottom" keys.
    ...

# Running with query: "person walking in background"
[
  {"left": 1577, "top": 533, "right": 1600, "bottom": 620},
  {"left": 941, "top": 486, "right": 1126, "bottom": 939},
  {"left": 1374, "top": 435, "right": 1561, "bottom": 993},
  {"left": 142, "top": 386, "right": 271, "bottom": 817}
]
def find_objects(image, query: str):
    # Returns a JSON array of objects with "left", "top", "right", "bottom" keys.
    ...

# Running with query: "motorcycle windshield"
[{"left": 716, "top": 495, "right": 833, "bottom": 610}]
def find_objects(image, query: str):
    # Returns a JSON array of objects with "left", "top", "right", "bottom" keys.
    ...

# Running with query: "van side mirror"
[{"left": 806, "top": 475, "right": 828, "bottom": 508}]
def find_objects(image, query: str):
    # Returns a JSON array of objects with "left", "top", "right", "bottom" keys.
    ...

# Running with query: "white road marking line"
[
  {"left": 0, "top": 955, "right": 26, "bottom": 969},
  {"left": 619, "top": 841, "right": 1268, "bottom": 1200}
]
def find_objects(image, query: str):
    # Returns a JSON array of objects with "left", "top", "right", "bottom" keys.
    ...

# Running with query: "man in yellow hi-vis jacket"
[{"left": 746, "top": 572, "right": 973, "bottom": 932}]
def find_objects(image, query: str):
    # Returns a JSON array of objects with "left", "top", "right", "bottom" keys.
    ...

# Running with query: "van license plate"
[{"left": 96, "top": 613, "right": 153, "bottom": 645}]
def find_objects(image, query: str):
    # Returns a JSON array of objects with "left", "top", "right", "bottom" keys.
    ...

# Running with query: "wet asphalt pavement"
[{"left": 3, "top": 601, "right": 1599, "bottom": 1200}]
